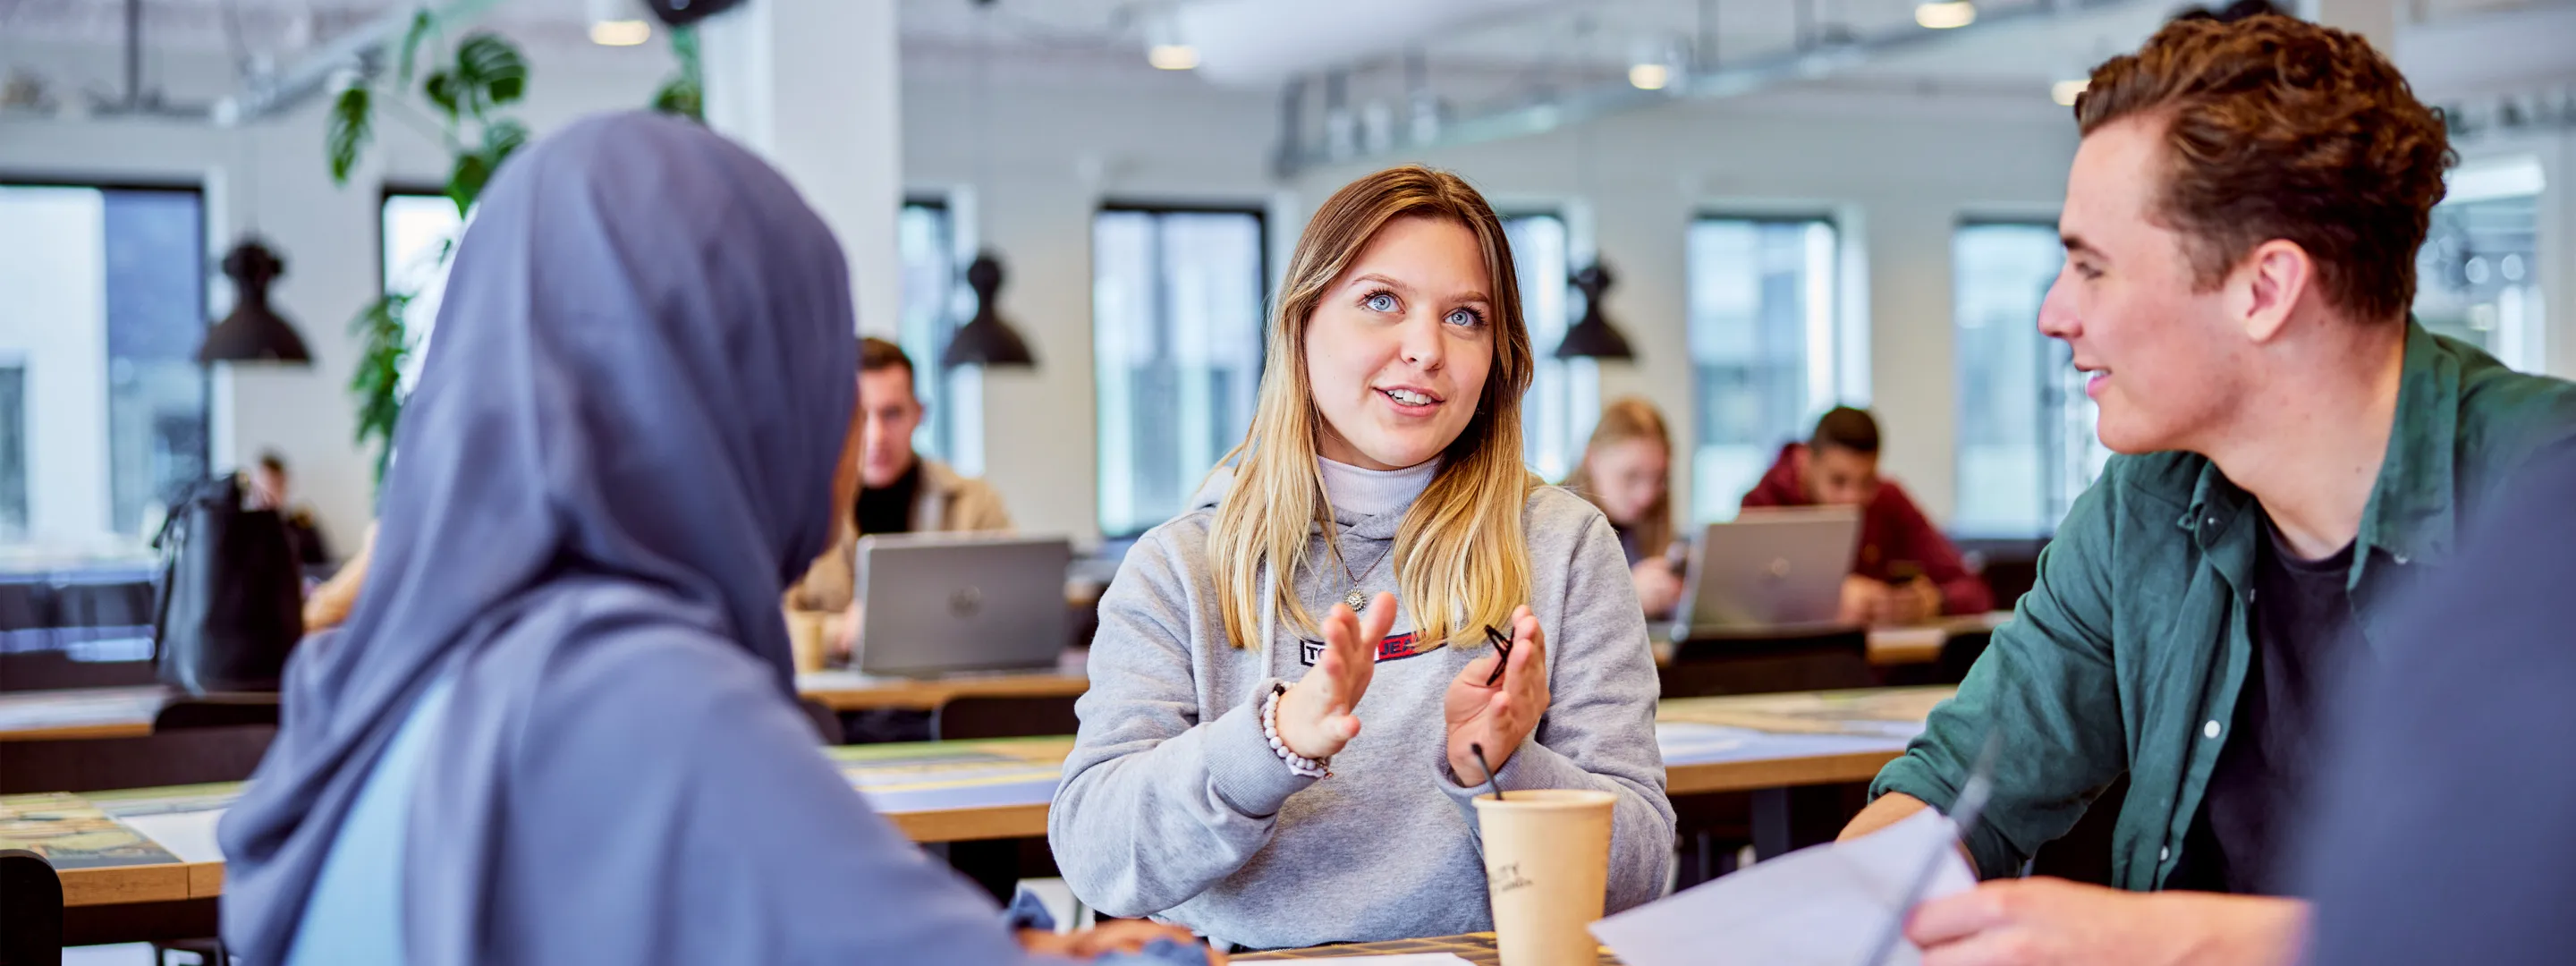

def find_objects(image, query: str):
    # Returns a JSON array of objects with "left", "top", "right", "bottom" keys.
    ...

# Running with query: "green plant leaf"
[
  {"left": 447, "top": 151, "right": 491, "bottom": 217},
  {"left": 423, "top": 69, "right": 461, "bottom": 122},
  {"left": 345, "top": 292, "right": 413, "bottom": 487},
  {"left": 326, "top": 84, "right": 372, "bottom": 184},
  {"left": 455, "top": 32, "right": 529, "bottom": 108},
  {"left": 481, "top": 118, "right": 529, "bottom": 163},
  {"left": 650, "top": 76, "right": 702, "bottom": 122},
  {"left": 397, "top": 9, "right": 436, "bottom": 85}
]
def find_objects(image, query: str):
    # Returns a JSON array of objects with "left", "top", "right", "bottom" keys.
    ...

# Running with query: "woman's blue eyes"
[{"left": 1360, "top": 290, "right": 1484, "bottom": 327}]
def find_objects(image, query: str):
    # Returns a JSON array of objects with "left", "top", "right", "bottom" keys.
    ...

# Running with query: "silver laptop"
[
  {"left": 1669, "top": 505, "right": 1864, "bottom": 639},
  {"left": 854, "top": 533, "right": 1071, "bottom": 678}
]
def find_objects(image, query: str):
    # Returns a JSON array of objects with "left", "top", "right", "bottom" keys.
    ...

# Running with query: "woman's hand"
[
  {"left": 1443, "top": 606, "right": 1551, "bottom": 784},
  {"left": 1275, "top": 593, "right": 1396, "bottom": 759},
  {"left": 1019, "top": 919, "right": 1228, "bottom": 963},
  {"left": 1631, "top": 560, "right": 1683, "bottom": 618}
]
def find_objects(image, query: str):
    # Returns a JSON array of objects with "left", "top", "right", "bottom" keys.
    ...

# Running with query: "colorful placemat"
[
  {"left": 1238, "top": 932, "right": 1621, "bottom": 964},
  {"left": 0, "top": 792, "right": 182, "bottom": 869}
]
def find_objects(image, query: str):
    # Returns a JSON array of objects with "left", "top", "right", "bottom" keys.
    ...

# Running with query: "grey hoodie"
[{"left": 1049, "top": 470, "right": 1675, "bottom": 950}]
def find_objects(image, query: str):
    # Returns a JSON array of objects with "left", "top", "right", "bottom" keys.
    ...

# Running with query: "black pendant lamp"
[
  {"left": 199, "top": 239, "right": 312, "bottom": 365},
  {"left": 1554, "top": 260, "right": 1635, "bottom": 360},
  {"left": 940, "top": 250, "right": 1037, "bottom": 369}
]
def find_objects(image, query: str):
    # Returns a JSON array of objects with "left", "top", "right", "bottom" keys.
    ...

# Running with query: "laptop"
[
  {"left": 1668, "top": 505, "right": 1864, "bottom": 640},
  {"left": 853, "top": 533, "right": 1071, "bottom": 678}
]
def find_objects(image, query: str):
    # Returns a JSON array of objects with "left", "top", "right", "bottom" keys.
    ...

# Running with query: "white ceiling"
[{"left": 1, "top": 0, "right": 2567, "bottom": 97}]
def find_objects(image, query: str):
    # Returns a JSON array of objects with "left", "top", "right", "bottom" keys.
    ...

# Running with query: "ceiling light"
[
  {"left": 590, "top": 20, "right": 651, "bottom": 46},
  {"left": 1915, "top": 2, "right": 1977, "bottom": 30},
  {"left": 1148, "top": 44, "right": 1199, "bottom": 70},
  {"left": 2052, "top": 79, "right": 2089, "bottom": 106},
  {"left": 1629, "top": 63, "right": 1671, "bottom": 90}
]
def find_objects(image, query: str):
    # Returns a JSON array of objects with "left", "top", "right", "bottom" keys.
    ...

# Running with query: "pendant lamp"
[
  {"left": 199, "top": 239, "right": 312, "bottom": 365},
  {"left": 940, "top": 251, "right": 1037, "bottom": 369},
  {"left": 1554, "top": 261, "right": 1635, "bottom": 360}
]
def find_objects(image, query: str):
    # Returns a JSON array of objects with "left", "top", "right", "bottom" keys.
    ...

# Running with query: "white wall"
[{"left": 0, "top": 38, "right": 682, "bottom": 553}]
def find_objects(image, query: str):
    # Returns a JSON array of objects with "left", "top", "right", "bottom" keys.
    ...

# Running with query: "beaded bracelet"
[{"left": 1260, "top": 682, "right": 1332, "bottom": 778}]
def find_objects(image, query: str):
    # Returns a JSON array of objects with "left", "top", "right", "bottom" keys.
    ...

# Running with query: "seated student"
[
  {"left": 249, "top": 451, "right": 334, "bottom": 568},
  {"left": 217, "top": 113, "right": 1214, "bottom": 966},
  {"left": 1848, "top": 16, "right": 2576, "bottom": 966},
  {"left": 1562, "top": 396, "right": 1684, "bottom": 618},
  {"left": 784, "top": 336, "right": 1012, "bottom": 661},
  {"left": 1049, "top": 165, "right": 1674, "bottom": 951},
  {"left": 1741, "top": 406, "right": 1994, "bottom": 623}
]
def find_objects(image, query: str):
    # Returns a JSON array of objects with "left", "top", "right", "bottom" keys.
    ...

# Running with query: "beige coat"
[{"left": 783, "top": 457, "right": 1010, "bottom": 665}]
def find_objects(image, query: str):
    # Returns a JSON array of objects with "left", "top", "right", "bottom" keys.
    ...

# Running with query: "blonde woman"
[
  {"left": 1562, "top": 397, "right": 1684, "bottom": 619},
  {"left": 1050, "top": 166, "right": 1674, "bottom": 950}
]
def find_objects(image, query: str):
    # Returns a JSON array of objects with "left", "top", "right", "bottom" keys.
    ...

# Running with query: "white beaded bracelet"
[{"left": 1261, "top": 683, "right": 1332, "bottom": 779}]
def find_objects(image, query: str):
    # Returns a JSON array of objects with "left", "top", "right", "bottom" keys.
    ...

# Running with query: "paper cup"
[{"left": 1473, "top": 788, "right": 1617, "bottom": 966}]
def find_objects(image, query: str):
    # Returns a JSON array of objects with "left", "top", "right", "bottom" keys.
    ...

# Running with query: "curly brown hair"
[{"left": 2075, "top": 14, "right": 2455, "bottom": 323}]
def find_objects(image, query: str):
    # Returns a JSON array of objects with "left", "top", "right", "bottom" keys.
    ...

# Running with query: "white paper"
[
  {"left": 1589, "top": 808, "right": 1975, "bottom": 966},
  {"left": 123, "top": 809, "right": 229, "bottom": 864},
  {"left": 1283, "top": 957, "right": 1470, "bottom": 965}
]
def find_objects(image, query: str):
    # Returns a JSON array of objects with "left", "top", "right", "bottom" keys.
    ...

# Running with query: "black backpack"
[{"left": 151, "top": 476, "right": 304, "bottom": 694}]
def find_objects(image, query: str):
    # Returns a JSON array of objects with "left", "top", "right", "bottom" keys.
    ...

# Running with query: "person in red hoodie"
[{"left": 1740, "top": 406, "right": 1994, "bottom": 624}]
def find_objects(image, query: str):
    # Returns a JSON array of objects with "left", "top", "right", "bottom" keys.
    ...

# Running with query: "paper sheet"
[
  {"left": 1589, "top": 808, "right": 1975, "bottom": 966},
  {"left": 121, "top": 809, "right": 228, "bottom": 864}
]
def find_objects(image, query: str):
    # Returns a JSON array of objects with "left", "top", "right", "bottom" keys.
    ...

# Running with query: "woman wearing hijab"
[{"left": 217, "top": 113, "right": 1213, "bottom": 966}]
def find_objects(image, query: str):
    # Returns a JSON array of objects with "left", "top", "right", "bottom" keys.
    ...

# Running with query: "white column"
[
  {"left": 2299, "top": 0, "right": 2397, "bottom": 52},
  {"left": 699, "top": 0, "right": 903, "bottom": 338}
]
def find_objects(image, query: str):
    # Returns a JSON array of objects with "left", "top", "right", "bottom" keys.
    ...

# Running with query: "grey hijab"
[{"left": 218, "top": 112, "right": 858, "bottom": 962}]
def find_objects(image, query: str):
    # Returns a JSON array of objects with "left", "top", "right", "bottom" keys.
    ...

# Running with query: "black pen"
[{"left": 1482, "top": 624, "right": 1515, "bottom": 686}]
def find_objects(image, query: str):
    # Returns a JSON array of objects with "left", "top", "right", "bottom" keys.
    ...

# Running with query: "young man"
[
  {"left": 1741, "top": 406, "right": 1994, "bottom": 623},
  {"left": 250, "top": 451, "right": 333, "bottom": 567},
  {"left": 1843, "top": 14, "right": 2576, "bottom": 966},
  {"left": 784, "top": 337, "right": 1012, "bottom": 660}
]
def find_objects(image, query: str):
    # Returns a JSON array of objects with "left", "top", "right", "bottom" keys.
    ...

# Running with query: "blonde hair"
[
  {"left": 1562, "top": 397, "right": 1674, "bottom": 561},
  {"left": 1209, "top": 165, "right": 1535, "bottom": 649}
]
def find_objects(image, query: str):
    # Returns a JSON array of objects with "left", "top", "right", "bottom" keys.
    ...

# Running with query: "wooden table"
[
  {"left": 6, "top": 685, "right": 1954, "bottom": 917},
  {"left": 0, "top": 672, "right": 1097, "bottom": 741},
  {"left": 1653, "top": 610, "right": 2008, "bottom": 667},
  {"left": 795, "top": 669, "right": 1090, "bottom": 713},
  {"left": 1241, "top": 932, "right": 1618, "bottom": 963}
]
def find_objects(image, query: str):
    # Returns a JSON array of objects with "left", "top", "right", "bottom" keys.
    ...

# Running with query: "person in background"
[
  {"left": 784, "top": 336, "right": 1012, "bottom": 662},
  {"left": 250, "top": 451, "right": 333, "bottom": 568},
  {"left": 2297, "top": 439, "right": 2576, "bottom": 964},
  {"left": 1562, "top": 397, "right": 1684, "bottom": 619},
  {"left": 1740, "top": 406, "right": 1993, "bottom": 624},
  {"left": 301, "top": 522, "right": 373, "bottom": 632},
  {"left": 1847, "top": 16, "right": 2576, "bottom": 966},
  {"left": 216, "top": 113, "right": 1215, "bottom": 966},
  {"left": 1051, "top": 165, "right": 1673, "bottom": 951}
]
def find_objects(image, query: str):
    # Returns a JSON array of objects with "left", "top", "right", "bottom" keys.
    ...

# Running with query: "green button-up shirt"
[{"left": 1874, "top": 323, "right": 2576, "bottom": 889}]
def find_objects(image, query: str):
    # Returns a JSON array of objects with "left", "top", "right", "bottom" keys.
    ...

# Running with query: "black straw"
[{"left": 1470, "top": 741, "right": 1505, "bottom": 802}]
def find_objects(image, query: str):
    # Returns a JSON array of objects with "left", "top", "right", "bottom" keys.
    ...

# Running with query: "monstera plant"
[{"left": 328, "top": 13, "right": 703, "bottom": 485}]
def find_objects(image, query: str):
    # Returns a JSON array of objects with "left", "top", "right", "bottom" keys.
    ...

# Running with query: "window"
[
  {"left": 381, "top": 191, "right": 465, "bottom": 394},
  {"left": 896, "top": 199, "right": 978, "bottom": 465},
  {"left": 2416, "top": 156, "right": 2546, "bottom": 372},
  {"left": 1686, "top": 216, "right": 1841, "bottom": 521},
  {"left": 1952, "top": 222, "right": 2107, "bottom": 537},
  {"left": 1502, "top": 213, "right": 1591, "bottom": 480},
  {"left": 0, "top": 183, "right": 208, "bottom": 552},
  {"left": 1093, "top": 205, "right": 1267, "bottom": 538}
]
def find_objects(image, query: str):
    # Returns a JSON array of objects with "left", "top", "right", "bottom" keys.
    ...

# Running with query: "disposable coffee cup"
[{"left": 1473, "top": 788, "right": 1617, "bottom": 966}]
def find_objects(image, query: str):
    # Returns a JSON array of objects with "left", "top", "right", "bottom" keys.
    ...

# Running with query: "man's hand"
[
  {"left": 1631, "top": 561, "right": 1683, "bottom": 618},
  {"left": 1019, "top": 919, "right": 1227, "bottom": 962},
  {"left": 1868, "top": 578, "right": 1942, "bottom": 625},
  {"left": 1907, "top": 878, "right": 2308, "bottom": 966},
  {"left": 1841, "top": 575, "right": 1892, "bottom": 625},
  {"left": 1275, "top": 594, "right": 1396, "bottom": 759}
]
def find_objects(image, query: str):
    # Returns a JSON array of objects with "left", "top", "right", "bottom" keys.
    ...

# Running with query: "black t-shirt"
[
  {"left": 2169, "top": 512, "right": 2363, "bottom": 894},
  {"left": 852, "top": 461, "right": 921, "bottom": 537}
]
